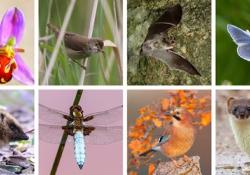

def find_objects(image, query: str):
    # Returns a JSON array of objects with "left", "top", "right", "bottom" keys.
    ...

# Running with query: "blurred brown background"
[{"left": 127, "top": 90, "right": 211, "bottom": 175}]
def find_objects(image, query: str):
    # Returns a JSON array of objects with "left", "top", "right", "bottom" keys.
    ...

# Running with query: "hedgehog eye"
[
  {"left": 0, "top": 113, "right": 5, "bottom": 121},
  {"left": 9, "top": 124, "right": 16, "bottom": 131}
]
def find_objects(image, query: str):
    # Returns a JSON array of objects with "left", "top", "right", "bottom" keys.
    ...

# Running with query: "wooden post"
[{"left": 153, "top": 156, "right": 202, "bottom": 175}]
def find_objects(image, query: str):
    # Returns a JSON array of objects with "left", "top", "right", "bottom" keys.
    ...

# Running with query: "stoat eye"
[
  {"left": 247, "top": 106, "right": 250, "bottom": 111},
  {"left": 232, "top": 107, "right": 238, "bottom": 114}
]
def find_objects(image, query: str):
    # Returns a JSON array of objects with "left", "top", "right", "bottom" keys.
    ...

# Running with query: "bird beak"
[
  {"left": 164, "top": 111, "right": 181, "bottom": 121},
  {"left": 172, "top": 114, "right": 181, "bottom": 121}
]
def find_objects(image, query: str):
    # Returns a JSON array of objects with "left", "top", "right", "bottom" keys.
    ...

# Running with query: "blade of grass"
[
  {"left": 100, "top": 0, "right": 122, "bottom": 82},
  {"left": 42, "top": 0, "right": 77, "bottom": 85},
  {"left": 78, "top": 0, "right": 99, "bottom": 85}
]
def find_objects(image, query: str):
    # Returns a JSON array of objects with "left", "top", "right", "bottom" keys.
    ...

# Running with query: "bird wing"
[
  {"left": 144, "top": 48, "right": 201, "bottom": 76},
  {"left": 64, "top": 32, "right": 89, "bottom": 52},
  {"left": 144, "top": 4, "right": 182, "bottom": 41}
]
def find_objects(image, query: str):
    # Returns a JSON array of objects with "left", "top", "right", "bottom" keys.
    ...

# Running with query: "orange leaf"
[
  {"left": 148, "top": 163, "right": 155, "bottom": 175},
  {"left": 152, "top": 118, "right": 162, "bottom": 128},
  {"left": 200, "top": 112, "right": 211, "bottom": 126},
  {"left": 161, "top": 98, "right": 170, "bottom": 111},
  {"left": 129, "top": 171, "right": 138, "bottom": 175}
]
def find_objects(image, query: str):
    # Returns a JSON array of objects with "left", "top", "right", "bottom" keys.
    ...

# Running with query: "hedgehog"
[{"left": 0, "top": 109, "right": 29, "bottom": 147}]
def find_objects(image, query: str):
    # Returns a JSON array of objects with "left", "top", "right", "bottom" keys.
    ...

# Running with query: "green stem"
[{"left": 50, "top": 90, "right": 83, "bottom": 175}]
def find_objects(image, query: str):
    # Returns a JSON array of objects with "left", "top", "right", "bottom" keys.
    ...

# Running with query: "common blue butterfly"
[{"left": 227, "top": 24, "right": 250, "bottom": 61}]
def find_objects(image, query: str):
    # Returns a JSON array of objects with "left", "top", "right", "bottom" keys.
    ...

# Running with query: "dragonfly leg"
[
  {"left": 83, "top": 115, "right": 94, "bottom": 122},
  {"left": 63, "top": 115, "right": 73, "bottom": 121},
  {"left": 83, "top": 126, "right": 95, "bottom": 136},
  {"left": 62, "top": 126, "right": 74, "bottom": 136}
]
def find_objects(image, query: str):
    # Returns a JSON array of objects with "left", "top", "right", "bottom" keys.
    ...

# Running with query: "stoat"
[
  {"left": 0, "top": 109, "right": 29, "bottom": 147},
  {"left": 227, "top": 97, "right": 250, "bottom": 154}
]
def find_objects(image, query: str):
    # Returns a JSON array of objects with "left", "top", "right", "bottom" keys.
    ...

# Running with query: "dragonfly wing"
[
  {"left": 85, "top": 105, "right": 122, "bottom": 126},
  {"left": 85, "top": 125, "right": 122, "bottom": 145},
  {"left": 39, "top": 123, "right": 73, "bottom": 144},
  {"left": 39, "top": 104, "right": 70, "bottom": 125}
]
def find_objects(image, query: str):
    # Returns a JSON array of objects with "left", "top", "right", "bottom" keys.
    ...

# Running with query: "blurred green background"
[
  {"left": 217, "top": 0, "right": 250, "bottom": 85},
  {"left": 39, "top": 0, "right": 122, "bottom": 85}
]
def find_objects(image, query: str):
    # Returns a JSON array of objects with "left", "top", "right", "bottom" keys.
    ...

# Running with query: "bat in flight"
[{"left": 140, "top": 4, "right": 201, "bottom": 76}]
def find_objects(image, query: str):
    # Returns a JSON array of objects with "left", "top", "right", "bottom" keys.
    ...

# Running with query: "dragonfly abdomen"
[{"left": 74, "top": 131, "right": 85, "bottom": 169}]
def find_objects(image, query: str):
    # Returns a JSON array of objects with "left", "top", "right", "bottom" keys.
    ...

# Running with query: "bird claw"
[
  {"left": 172, "top": 159, "right": 182, "bottom": 168},
  {"left": 70, "top": 58, "right": 87, "bottom": 69},
  {"left": 183, "top": 155, "right": 192, "bottom": 163},
  {"left": 171, "top": 155, "right": 192, "bottom": 168}
]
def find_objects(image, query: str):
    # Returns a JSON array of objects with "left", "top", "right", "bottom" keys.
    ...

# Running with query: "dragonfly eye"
[{"left": 70, "top": 105, "right": 83, "bottom": 113}]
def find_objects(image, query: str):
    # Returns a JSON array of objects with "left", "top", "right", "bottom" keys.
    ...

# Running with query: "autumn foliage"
[{"left": 128, "top": 90, "right": 211, "bottom": 174}]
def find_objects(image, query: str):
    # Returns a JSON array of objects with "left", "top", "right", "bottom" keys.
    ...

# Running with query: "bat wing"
[
  {"left": 144, "top": 4, "right": 182, "bottom": 41},
  {"left": 227, "top": 24, "right": 250, "bottom": 45},
  {"left": 145, "top": 49, "right": 201, "bottom": 76}
]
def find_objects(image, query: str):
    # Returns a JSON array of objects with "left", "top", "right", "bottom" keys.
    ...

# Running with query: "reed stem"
[{"left": 50, "top": 90, "right": 83, "bottom": 175}]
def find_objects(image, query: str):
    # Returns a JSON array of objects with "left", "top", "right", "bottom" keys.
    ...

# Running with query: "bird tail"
[{"left": 139, "top": 149, "right": 156, "bottom": 157}]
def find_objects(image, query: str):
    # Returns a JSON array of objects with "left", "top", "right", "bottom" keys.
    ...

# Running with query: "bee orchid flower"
[{"left": 0, "top": 7, "right": 34, "bottom": 85}]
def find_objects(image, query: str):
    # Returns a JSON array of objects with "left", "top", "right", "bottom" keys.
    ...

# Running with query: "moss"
[{"left": 127, "top": 0, "right": 211, "bottom": 85}]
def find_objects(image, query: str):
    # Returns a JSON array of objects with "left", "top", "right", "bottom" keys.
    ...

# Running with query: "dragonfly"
[{"left": 39, "top": 104, "right": 122, "bottom": 169}]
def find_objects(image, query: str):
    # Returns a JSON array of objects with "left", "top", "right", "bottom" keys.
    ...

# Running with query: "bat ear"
[{"left": 227, "top": 97, "right": 235, "bottom": 112}]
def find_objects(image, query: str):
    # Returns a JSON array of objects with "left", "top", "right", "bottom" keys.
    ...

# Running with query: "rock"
[
  {"left": 0, "top": 168, "right": 15, "bottom": 175},
  {"left": 4, "top": 156, "right": 30, "bottom": 169},
  {"left": 0, "top": 164, "right": 22, "bottom": 174}
]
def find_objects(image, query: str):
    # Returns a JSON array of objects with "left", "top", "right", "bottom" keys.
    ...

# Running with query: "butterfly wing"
[
  {"left": 237, "top": 44, "right": 250, "bottom": 61},
  {"left": 227, "top": 24, "right": 250, "bottom": 45}
]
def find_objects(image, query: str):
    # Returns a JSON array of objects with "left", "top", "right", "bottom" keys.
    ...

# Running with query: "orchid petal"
[
  {"left": 0, "top": 7, "right": 25, "bottom": 46},
  {"left": 12, "top": 54, "right": 34, "bottom": 85}
]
